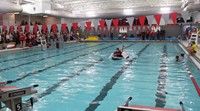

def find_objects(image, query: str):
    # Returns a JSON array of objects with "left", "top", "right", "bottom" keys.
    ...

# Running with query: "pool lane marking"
[
  {"left": 6, "top": 43, "right": 119, "bottom": 85},
  {"left": 182, "top": 61, "right": 200, "bottom": 96},
  {"left": 85, "top": 44, "right": 150, "bottom": 111},
  {"left": 155, "top": 45, "right": 168, "bottom": 107},
  {"left": 0, "top": 43, "right": 85, "bottom": 63},
  {"left": 30, "top": 44, "right": 135, "bottom": 103},
  {"left": 0, "top": 43, "right": 105, "bottom": 72},
  {"left": 173, "top": 44, "right": 200, "bottom": 96}
]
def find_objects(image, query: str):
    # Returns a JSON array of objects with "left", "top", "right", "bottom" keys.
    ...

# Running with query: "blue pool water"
[{"left": 0, "top": 42, "right": 200, "bottom": 111}]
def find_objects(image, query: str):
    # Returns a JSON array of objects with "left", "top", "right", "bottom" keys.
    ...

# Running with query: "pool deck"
[{"left": 0, "top": 41, "right": 78, "bottom": 55}]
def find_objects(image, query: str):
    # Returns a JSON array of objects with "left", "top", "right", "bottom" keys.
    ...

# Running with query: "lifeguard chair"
[
  {"left": 188, "top": 32, "right": 198, "bottom": 46},
  {"left": 0, "top": 81, "right": 38, "bottom": 111}
]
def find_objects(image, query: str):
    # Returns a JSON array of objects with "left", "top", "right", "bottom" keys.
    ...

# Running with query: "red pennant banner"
[
  {"left": 72, "top": 23, "right": 78, "bottom": 32},
  {"left": 34, "top": 25, "right": 38, "bottom": 34},
  {"left": 17, "top": 26, "right": 21, "bottom": 33},
  {"left": 62, "top": 24, "right": 67, "bottom": 33},
  {"left": 154, "top": 14, "right": 162, "bottom": 26},
  {"left": 139, "top": 16, "right": 146, "bottom": 28},
  {"left": 25, "top": 25, "right": 30, "bottom": 32},
  {"left": 3, "top": 25, "right": 6, "bottom": 32},
  {"left": 112, "top": 19, "right": 119, "bottom": 31},
  {"left": 99, "top": 20, "right": 105, "bottom": 31},
  {"left": 52, "top": 24, "right": 57, "bottom": 33},
  {"left": 86, "top": 22, "right": 92, "bottom": 32},
  {"left": 42, "top": 24, "right": 47, "bottom": 33},
  {"left": 170, "top": 12, "right": 178, "bottom": 24},
  {"left": 10, "top": 26, "right": 14, "bottom": 33}
]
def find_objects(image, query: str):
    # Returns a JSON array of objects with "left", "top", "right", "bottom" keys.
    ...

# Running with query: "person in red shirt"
[
  {"left": 114, "top": 46, "right": 124, "bottom": 57},
  {"left": 19, "top": 32, "right": 26, "bottom": 48}
]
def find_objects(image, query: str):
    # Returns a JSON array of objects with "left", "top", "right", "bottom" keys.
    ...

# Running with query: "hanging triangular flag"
[
  {"left": 93, "top": 19, "right": 99, "bottom": 31},
  {"left": 127, "top": 17, "right": 134, "bottom": 30},
  {"left": 7, "top": 25, "right": 9, "bottom": 32},
  {"left": 139, "top": 16, "right": 146, "bottom": 28},
  {"left": 2, "top": 25, "right": 6, "bottom": 32},
  {"left": 57, "top": 24, "right": 61, "bottom": 33},
  {"left": 47, "top": 24, "right": 51, "bottom": 33},
  {"left": 61, "top": 24, "right": 67, "bottom": 33},
  {"left": 21, "top": 26, "right": 25, "bottom": 33},
  {"left": 14, "top": 26, "right": 17, "bottom": 32},
  {"left": 17, "top": 26, "right": 21, "bottom": 33},
  {"left": 146, "top": 15, "right": 154, "bottom": 26},
  {"left": 25, "top": 25, "right": 30, "bottom": 32},
  {"left": 80, "top": 22, "right": 85, "bottom": 31},
  {"left": 99, "top": 20, "right": 105, "bottom": 31},
  {"left": 52, "top": 24, "right": 57, "bottom": 33},
  {"left": 38, "top": 25, "right": 42, "bottom": 33},
  {"left": 170, "top": 12, "right": 178, "bottom": 24},
  {"left": 42, "top": 24, "right": 47, "bottom": 33},
  {"left": 162, "top": 14, "right": 169, "bottom": 25},
  {"left": 154, "top": 14, "right": 162, "bottom": 26},
  {"left": 72, "top": 22, "right": 78, "bottom": 32},
  {"left": 29, "top": 25, "right": 33, "bottom": 33},
  {"left": 67, "top": 23, "right": 72, "bottom": 32},
  {"left": 33, "top": 25, "right": 38, "bottom": 34},
  {"left": 86, "top": 21, "right": 92, "bottom": 32},
  {"left": 181, "top": 11, "right": 190, "bottom": 23},
  {"left": 105, "top": 19, "right": 112, "bottom": 31},
  {"left": 160, "top": 18, "right": 165, "bottom": 26},
  {"left": 10, "top": 26, "right": 14, "bottom": 33},
  {"left": 112, "top": 19, "right": 119, "bottom": 31}
]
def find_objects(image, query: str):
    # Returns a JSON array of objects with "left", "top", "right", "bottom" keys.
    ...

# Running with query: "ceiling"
[
  {"left": 51, "top": 0, "right": 183, "bottom": 18},
  {"left": 3, "top": 0, "right": 185, "bottom": 18}
]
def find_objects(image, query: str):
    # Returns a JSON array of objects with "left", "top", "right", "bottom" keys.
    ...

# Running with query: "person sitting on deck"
[{"left": 187, "top": 41, "right": 198, "bottom": 55}]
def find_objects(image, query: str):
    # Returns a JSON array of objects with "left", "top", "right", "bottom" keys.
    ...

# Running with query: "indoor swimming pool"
[{"left": 0, "top": 42, "right": 200, "bottom": 111}]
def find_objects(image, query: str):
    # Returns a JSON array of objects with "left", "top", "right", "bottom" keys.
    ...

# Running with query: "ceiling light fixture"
[
  {"left": 86, "top": 11, "right": 96, "bottom": 17},
  {"left": 160, "top": 7, "right": 170, "bottom": 13},
  {"left": 123, "top": 9, "right": 133, "bottom": 15}
]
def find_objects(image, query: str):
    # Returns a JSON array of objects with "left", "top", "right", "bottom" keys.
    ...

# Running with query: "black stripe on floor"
[{"left": 155, "top": 45, "right": 168, "bottom": 107}]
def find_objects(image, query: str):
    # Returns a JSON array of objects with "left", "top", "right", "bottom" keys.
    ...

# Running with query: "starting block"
[{"left": 0, "top": 82, "right": 38, "bottom": 111}]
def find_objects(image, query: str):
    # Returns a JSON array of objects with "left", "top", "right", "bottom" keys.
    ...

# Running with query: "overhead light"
[
  {"left": 123, "top": 9, "right": 132, "bottom": 13},
  {"left": 160, "top": 7, "right": 170, "bottom": 13},
  {"left": 123, "top": 9, "right": 133, "bottom": 15},
  {"left": 86, "top": 11, "right": 95, "bottom": 15},
  {"left": 85, "top": 11, "right": 96, "bottom": 17}
]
